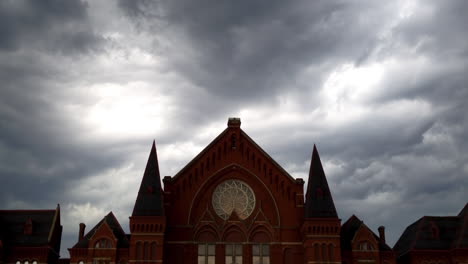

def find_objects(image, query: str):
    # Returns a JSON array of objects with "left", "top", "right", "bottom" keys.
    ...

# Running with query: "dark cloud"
[
  {"left": 118, "top": 0, "right": 396, "bottom": 101},
  {"left": 0, "top": 0, "right": 467, "bottom": 258},
  {"left": 0, "top": 0, "right": 104, "bottom": 54}
]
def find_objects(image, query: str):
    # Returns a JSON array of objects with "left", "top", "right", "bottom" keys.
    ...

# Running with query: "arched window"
[
  {"left": 314, "top": 244, "right": 320, "bottom": 260},
  {"left": 78, "top": 261, "right": 85, "bottom": 264},
  {"left": 136, "top": 241, "right": 143, "bottom": 259},
  {"left": 321, "top": 244, "right": 327, "bottom": 262},
  {"left": 150, "top": 242, "right": 157, "bottom": 259},
  {"left": 144, "top": 242, "right": 149, "bottom": 259},
  {"left": 358, "top": 241, "right": 375, "bottom": 251},
  {"left": 25, "top": 260, "right": 29, "bottom": 264},
  {"left": 16, "top": 261, "right": 21, "bottom": 264},
  {"left": 328, "top": 244, "right": 334, "bottom": 260},
  {"left": 95, "top": 238, "right": 111, "bottom": 248}
]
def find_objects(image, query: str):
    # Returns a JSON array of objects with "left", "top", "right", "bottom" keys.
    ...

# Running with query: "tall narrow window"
[
  {"left": 321, "top": 244, "right": 327, "bottom": 262},
  {"left": 144, "top": 241, "right": 149, "bottom": 259},
  {"left": 150, "top": 242, "right": 157, "bottom": 259},
  {"left": 225, "top": 244, "right": 242, "bottom": 264},
  {"left": 253, "top": 244, "right": 270, "bottom": 264},
  {"left": 314, "top": 244, "right": 320, "bottom": 260},
  {"left": 198, "top": 244, "right": 215, "bottom": 264},
  {"left": 328, "top": 244, "right": 334, "bottom": 260},
  {"left": 136, "top": 241, "right": 143, "bottom": 260}
]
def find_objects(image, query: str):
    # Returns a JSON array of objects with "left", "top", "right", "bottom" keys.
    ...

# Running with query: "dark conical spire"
[
  {"left": 132, "top": 141, "right": 164, "bottom": 216},
  {"left": 304, "top": 145, "right": 338, "bottom": 218}
]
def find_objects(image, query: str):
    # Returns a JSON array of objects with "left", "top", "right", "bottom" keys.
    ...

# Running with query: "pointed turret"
[
  {"left": 304, "top": 145, "right": 338, "bottom": 218},
  {"left": 132, "top": 141, "right": 164, "bottom": 216}
]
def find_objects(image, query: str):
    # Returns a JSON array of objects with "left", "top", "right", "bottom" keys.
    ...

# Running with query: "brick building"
[
  {"left": 341, "top": 215, "right": 396, "bottom": 264},
  {"left": 394, "top": 204, "right": 468, "bottom": 264},
  {"left": 68, "top": 118, "right": 395, "bottom": 263},
  {"left": 0, "top": 205, "right": 62, "bottom": 264},
  {"left": 1, "top": 118, "right": 465, "bottom": 263}
]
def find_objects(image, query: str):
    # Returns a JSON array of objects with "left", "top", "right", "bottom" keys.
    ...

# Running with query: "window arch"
[
  {"left": 314, "top": 244, "right": 320, "bottom": 260},
  {"left": 95, "top": 238, "right": 112, "bottom": 248},
  {"left": 136, "top": 241, "right": 143, "bottom": 259},
  {"left": 358, "top": 241, "right": 375, "bottom": 251},
  {"left": 150, "top": 242, "right": 157, "bottom": 259},
  {"left": 144, "top": 241, "right": 150, "bottom": 259},
  {"left": 321, "top": 244, "right": 327, "bottom": 262},
  {"left": 328, "top": 244, "right": 334, "bottom": 260}
]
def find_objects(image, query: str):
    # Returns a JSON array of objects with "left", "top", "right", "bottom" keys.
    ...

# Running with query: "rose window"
[{"left": 212, "top": 180, "right": 256, "bottom": 220}]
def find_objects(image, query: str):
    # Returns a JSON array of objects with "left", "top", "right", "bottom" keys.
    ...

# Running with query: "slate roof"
[
  {"left": 341, "top": 215, "right": 392, "bottom": 251},
  {"left": 304, "top": 145, "right": 338, "bottom": 218},
  {"left": 394, "top": 203, "right": 468, "bottom": 256},
  {"left": 72, "top": 212, "right": 129, "bottom": 248},
  {"left": 0, "top": 207, "right": 59, "bottom": 247},
  {"left": 132, "top": 141, "right": 164, "bottom": 216}
]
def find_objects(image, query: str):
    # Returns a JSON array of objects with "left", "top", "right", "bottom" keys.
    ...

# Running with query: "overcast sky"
[{"left": 1, "top": 0, "right": 467, "bottom": 258}]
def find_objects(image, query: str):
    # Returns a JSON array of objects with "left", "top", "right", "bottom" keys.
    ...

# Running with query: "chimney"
[
  {"left": 78, "top": 223, "right": 86, "bottom": 241},
  {"left": 378, "top": 226, "right": 386, "bottom": 244}
]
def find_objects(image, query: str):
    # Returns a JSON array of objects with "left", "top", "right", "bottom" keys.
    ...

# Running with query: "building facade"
[
  {"left": 394, "top": 204, "right": 468, "bottom": 264},
  {"left": 68, "top": 118, "right": 395, "bottom": 264},
  {"left": 0, "top": 205, "right": 62, "bottom": 264},
  {"left": 341, "top": 215, "right": 396, "bottom": 264}
]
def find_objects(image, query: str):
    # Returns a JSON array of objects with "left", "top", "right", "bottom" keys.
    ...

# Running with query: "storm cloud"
[{"left": 0, "top": 0, "right": 467, "bottom": 257}]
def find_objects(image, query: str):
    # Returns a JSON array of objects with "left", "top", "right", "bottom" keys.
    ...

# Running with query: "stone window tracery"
[{"left": 212, "top": 180, "right": 255, "bottom": 220}]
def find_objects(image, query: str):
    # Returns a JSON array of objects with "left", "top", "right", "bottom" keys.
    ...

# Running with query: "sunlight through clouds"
[{"left": 85, "top": 82, "right": 172, "bottom": 139}]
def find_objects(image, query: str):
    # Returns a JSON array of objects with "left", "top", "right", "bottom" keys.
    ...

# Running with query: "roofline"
[
  {"left": 171, "top": 128, "right": 297, "bottom": 183},
  {"left": 107, "top": 211, "right": 128, "bottom": 240},
  {"left": 171, "top": 127, "right": 229, "bottom": 181},
  {"left": 240, "top": 130, "right": 296, "bottom": 183},
  {"left": 422, "top": 216, "right": 460, "bottom": 219},
  {"left": 48, "top": 205, "right": 60, "bottom": 242}
]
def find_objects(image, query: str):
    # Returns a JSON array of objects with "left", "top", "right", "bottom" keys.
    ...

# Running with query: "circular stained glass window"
[{"left": 212, "top": 180, "right": 256, "bottom": 220}]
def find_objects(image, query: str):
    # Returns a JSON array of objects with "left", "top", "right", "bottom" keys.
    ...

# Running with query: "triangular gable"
[
  {"left": 171, "top": 118, "right": 296, "bottom": 184},
  {"left": 351, "top": 223, "right": 379, "bottom": 246},
  {"left": 72, "top": 212, "right": 128, "bottom": 248},
  {"left": 89, "top": 219, "right": 117, "bottom": 242}
]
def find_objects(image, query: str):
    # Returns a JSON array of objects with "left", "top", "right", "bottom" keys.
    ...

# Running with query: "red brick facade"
[
  {"left": 68, "top": 118, "right": 396, "bottom": 264},
  {"left": 0, "top": 205, "right": 62, "bottom": 264}
]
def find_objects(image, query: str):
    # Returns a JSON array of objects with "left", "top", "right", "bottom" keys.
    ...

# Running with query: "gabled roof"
[
  {"left": 132, "top": 141, "right": 164, "bottom": 216},
  {"left": 394, "top": 204, "right": 468, "bottom": 256},
  {"left": 0, "top": 205, "right": 60, "bottom": 247},
  {"left": 304, "top": 145, "right": 338, "bottom": 218},
  {"left": 341, "top": 215, "right": 392, "bottom": 251},
  {"left": 171, "top": 118, "right": 296, "bottom": 183},
  {"left": 458, "top": 202, "right": 468, "bottom": 217},
  {"left": 72, "top": 212, "right": 129, "bottom": 248}
]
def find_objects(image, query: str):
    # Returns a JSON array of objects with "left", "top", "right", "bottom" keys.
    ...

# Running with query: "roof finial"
[{"left": 228, "top": 117, "right": 241, "bottom": 128}]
